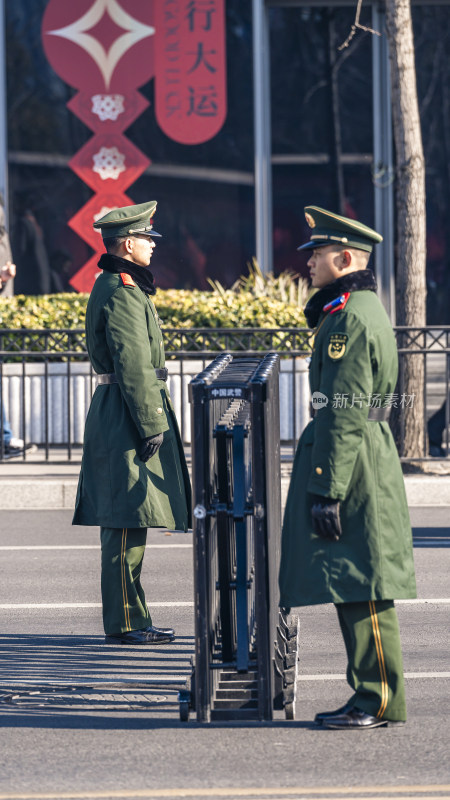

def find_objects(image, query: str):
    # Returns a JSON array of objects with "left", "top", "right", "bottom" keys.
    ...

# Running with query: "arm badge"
[{"left": 328, "top": 333, "right": 348, "bottom": 360}]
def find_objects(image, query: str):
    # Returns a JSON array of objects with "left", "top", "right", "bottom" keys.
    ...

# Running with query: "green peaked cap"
[
  {"left": 93, "top": 201, "right": 162, "bottom": 240},
  {"left": 298, "top": 206, "right": 382, "bottom": 253}
]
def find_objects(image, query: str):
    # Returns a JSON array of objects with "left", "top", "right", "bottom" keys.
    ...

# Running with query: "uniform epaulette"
[
  {"left": 323, "top": 291, "right": 350, "bottom": 315},
  {"left": 119, "top": 273, "right": 135, "bottom": 288}
]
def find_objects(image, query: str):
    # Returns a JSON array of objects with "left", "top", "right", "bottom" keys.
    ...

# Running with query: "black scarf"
[
  {"left": 304, "top": 269, "right": 377, "bottom": 328},
  {"left": 98, "top": 252, "right": 156, "bottom": 296}
]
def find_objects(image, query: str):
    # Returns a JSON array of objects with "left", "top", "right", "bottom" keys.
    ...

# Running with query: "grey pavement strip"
[
  {"left": 0, "top": 544, "right": 193, "bottom": 550},
  {"left": 4, "top": 474, "right": 450, "bottom": 509},
  {"left": 396, "top": 598, "right": 450, "bottom": 603},
  {"left": 296, "top": 672, "right": 450, "bottom": 681},
  {"left": 0, "top": 795, "right": 442, "bottom": 800},
  {"left": 0, "top": 783, "right": 448, "bottom": 799},
  {"left": 0, "top": 598, "right": 448, "bottom": 609},
  {"left": 0, "top": 602, "right": 194, "bottom": 608},
  {"left": 0, "top": 540, "right": 445, "bottom": 550},
  {"left": 0, "top": 672, "right": 448, "bottom": 689},
  {"left": 0, "top": 541, "right": 447, "bottom": 550}
]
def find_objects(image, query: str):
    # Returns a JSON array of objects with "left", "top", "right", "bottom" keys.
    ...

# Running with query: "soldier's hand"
[
  {"left": 139, "top": 432, "right": 164, "bottom": 462},
  {"left": 310, "top": 496, "right": 342, "bottom": 541},
  {"left": 1, "top": 261, "right": 16, "bottom": 281}
]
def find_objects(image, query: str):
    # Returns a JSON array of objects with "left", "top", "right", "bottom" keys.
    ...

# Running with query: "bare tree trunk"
[
  {"left": 385, "top": 0, "right": 426, "bottom": 460},
  {"left": 327, "top": 11, "right": 346, "bottom": 214}
]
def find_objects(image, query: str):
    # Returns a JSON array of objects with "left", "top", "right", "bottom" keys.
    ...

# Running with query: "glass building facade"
[{"left": 2, "top": 0, "right": 450, "bottom": 322}]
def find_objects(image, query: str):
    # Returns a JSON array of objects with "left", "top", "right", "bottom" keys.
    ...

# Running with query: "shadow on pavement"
[
  {"left": 0, "top": 632, "right": 194, "bottom": 685},
  {"left": 0, "top": 708, "right": 317, "bottom": 731},
  {"left": 0, "top": 634, "right": 321, "bottom": 731}
]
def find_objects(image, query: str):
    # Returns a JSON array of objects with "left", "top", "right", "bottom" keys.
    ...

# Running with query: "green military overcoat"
[
  {"left": 73, "top": 270, "right": 191, "bottom": 531},
  {"left": 279, "top": 285, "right": 416, "bottom": 607}
]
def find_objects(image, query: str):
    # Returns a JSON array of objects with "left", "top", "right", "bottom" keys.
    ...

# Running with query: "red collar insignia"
[
  {"left": 323, "top": 291, "right": 350, "bottom": 315},
  {"left": 120, "top": 273, "right": 135, "bottom": 288}
]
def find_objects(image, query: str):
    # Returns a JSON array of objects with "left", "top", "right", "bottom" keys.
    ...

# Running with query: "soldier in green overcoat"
[
  {"left": 279, "top": 207, "right": 416, "bottom": 728},
  {"left": 73, "top": 201, "right": 191, "bottom": 645}
]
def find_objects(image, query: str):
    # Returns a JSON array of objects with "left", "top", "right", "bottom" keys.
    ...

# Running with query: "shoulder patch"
[
  {"left": 328, "top": 332, "right": 348, "bottom": 360},
  {"left": 119, "top": 272, "right": 135, "bottom": 288},
  {"left": 323, "top": 292, "right": 350, "bottom": 315}
]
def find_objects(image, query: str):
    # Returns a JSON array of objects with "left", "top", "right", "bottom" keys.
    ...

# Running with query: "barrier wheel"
[
  {"left": 179, "top": 701, "right": 190, "bottom": 722},
  {"left": 280, "top": 613, "right": 300, "bottom": 721},
  {"left": 283, "top": 682, "right": 296, "bottom": 720},
  {"left": 285, "top": 700, "right": 295, "bottom": 720}
]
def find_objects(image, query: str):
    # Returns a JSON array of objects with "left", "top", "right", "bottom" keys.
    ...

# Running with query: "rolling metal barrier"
[{"left": 178, "top": 353, "right": 299, "bottom": 722}]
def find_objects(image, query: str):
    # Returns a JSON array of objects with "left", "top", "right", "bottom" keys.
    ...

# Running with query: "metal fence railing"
[
  {"left": 394, "top": 327, "right": 450, "bottom": 461},
  {"left": 1, "top": 326, "right": 449, "bottom": 461}
]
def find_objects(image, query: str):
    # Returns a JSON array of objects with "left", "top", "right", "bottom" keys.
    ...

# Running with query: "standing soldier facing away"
[
  {"left": 279, "top": 206, "right": 416, "bottom": 729},
  {"left": 73, "top": 201, "right": 191, "bottom": 645}
]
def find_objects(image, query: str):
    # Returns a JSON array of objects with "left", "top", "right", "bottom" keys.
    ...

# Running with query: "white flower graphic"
[
  {"left": 91, "top": 94, "right": 125, "bottom": 122},
  {"left": 92, "top": 147, "right": 126, "bottom": 180}
]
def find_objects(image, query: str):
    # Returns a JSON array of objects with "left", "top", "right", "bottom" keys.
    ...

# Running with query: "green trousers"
[
  {"left": 336, "top": 600, "right": 407, "bottom": 722},
  {"left": 100, "top": 527, "right": 152, "bottom": 636}
]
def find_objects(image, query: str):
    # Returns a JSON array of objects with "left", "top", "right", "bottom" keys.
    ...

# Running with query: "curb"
[
  {"left": 0, "top": 480, "right": 79, "bottom": 510},
  {"left": 402, "top": 475, "right": 450, "bottom": 506},
  {"left": 1, "top": 474, "right": 450, "bottom": 510}
]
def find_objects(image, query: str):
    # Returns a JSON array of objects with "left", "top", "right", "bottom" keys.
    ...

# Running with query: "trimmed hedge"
[
  {"left": 0, "top": 288, "right": 306, "bottom": 330},
  {"left": 0, "top": 294, "right": 89, "bottom": 330}
]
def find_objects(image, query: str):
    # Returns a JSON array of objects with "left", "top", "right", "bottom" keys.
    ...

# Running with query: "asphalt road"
[{"left": 0, "top": 509, "right": 449, "bottom": 800}]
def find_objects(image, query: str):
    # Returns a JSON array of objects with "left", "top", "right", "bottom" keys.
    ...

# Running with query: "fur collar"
[
  {"left": 98, "top": 252, "right": 156, "bottom": 296},
  {"left": 304, "top": 269, "right": 377, "bottom": 327}
]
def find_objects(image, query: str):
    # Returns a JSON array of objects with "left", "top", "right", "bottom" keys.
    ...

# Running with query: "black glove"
[
  {"left": 310, "top": 495, "right": 342, "bottom": 541},
  {"left": 139, "top": 432, "right": 164, "bottom": 462}
]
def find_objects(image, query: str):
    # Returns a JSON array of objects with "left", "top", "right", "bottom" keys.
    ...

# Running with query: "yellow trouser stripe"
[
  {"left": 121, "top": 528, "right": 131, "bottom": 631},
  {"left": 369, "top": 600, "right": 389, "bottom": 718}
]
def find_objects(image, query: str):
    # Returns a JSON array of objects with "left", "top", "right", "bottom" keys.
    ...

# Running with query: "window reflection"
[{"left": 270, "top": 6, "right": 374, "bottom": 278}]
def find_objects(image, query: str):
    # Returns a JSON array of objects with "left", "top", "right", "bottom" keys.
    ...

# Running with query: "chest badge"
[{"left": 328, "top": 333, "right": 348, "bottom": 360}]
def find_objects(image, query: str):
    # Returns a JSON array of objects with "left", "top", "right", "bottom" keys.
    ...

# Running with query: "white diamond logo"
[{"left": 47, "top": 0, "right": 155, "bottom": 89}]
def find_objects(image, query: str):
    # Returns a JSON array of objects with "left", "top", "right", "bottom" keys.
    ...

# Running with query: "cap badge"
[{"left": 305, "top": 212, "right": 316, "bottom": 228}]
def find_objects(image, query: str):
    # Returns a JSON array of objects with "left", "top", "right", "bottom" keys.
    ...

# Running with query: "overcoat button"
[
  {"left": 315, "top": 467, "right": 323, "bottom": 475},
  {"left": 156, "top": 407, "right": 163, "bottom": 414}
]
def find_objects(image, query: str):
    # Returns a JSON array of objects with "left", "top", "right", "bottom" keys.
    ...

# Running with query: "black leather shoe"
[
  {"left": 321, "top": 706, "right": 394, "bottom": 729},
  {"left": 143, "top": 624, "right": 175, "bottom": 637},
  {"left": 314, "top": 701, "right": 354, "bottom": 725},
  {"left": 105, "top": 627, "right": 175, "bottom": 645}
]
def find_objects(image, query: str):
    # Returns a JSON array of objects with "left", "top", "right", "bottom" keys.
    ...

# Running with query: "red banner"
[
  {"left": 154, "top": 0, "right": 227, "bottom": 145},
  {"left": 41, "top": 1, "right": 228, "bottom": 292},
  {"left": 42, "top": 0, "right": 157, "bottom": 292}
]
